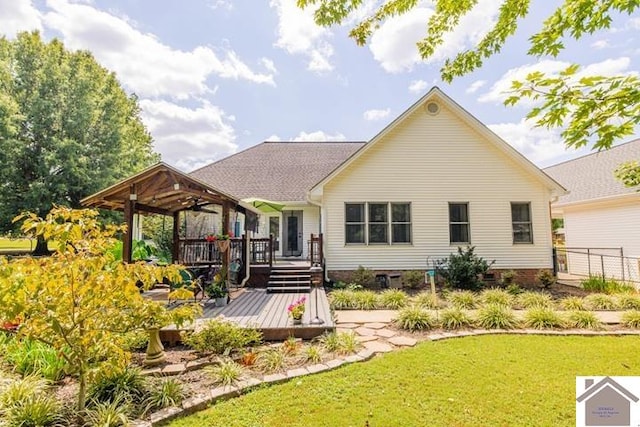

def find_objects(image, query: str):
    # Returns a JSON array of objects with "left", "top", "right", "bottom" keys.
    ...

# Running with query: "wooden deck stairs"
[{"left": 267, "top": 266, "right": 311, "bottom": 293}]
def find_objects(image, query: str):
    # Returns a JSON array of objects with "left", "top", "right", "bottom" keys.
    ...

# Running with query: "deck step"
[
  {"left": 269, "top": 274, "right": 310, "bottom": 280},
  {"left": 268, "top": 280, "right": 311, "bottom": 286},
  {"left": 267, "top": 286, "right": 311, "bottom": 293},
  {"left": 270, "top": 269, "right": 310, "bottom": 275}
]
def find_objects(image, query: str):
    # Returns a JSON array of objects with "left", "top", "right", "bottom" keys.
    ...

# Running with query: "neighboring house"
[
  {"left": 193, "top": 87, "right": 565, "bottom": 284},
  {"left": 544, "top": 140, "right": 640, "bottom": 281}
]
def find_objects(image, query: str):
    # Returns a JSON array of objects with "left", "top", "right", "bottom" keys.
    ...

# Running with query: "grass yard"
[{"left": 169, "top": 335, "right": 640, "bottom": 427}]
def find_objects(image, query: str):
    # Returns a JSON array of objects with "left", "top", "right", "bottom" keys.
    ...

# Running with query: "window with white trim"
[
  {"left": 511, "top": 202, "right": 533, "bottom": 244},
  {"left": 345, "top": 203, "right": 365, "bottom": 244},
  {"left": 345, "top": 202, "right": 411, "bottom": 244},
  {"left": 449, "top": 202, "right": 470, "bottom": 244}
]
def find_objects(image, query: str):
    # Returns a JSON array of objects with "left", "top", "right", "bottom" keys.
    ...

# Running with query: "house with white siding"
[
  {"left": 192, "top": 87, "right": 566, "bottom": 285},
  {"left": 544, "top": 140, "right": 640, "bottom": 282}
]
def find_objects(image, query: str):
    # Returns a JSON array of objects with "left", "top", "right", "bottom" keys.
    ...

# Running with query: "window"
[
  {"left": 392, "top": 203, "right": 411, "bottom": 243},
  {"left": 511, "top": 202, "right": 533, "bottom": 244},
  {"left": 345, "top": 203, "right": 365, "bottom": 244},
  {"left": 449, "top": 203, "right": 470, "bottom": 244},
  {"left": 368, "top": 203, "right": 388, "bottom": 243},
  {"left": 345, "top": 202, "right": 412, "bottom": 244}
]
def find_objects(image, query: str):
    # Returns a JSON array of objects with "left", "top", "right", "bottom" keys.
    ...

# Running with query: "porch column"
[
  {"left": 222, "top": 201, "right": 230, "bottom": 274},
  {"left": 123, "top": 185, "right": 136, "bottom": 264},
  {"left": 172, "top": 211, "right": 180, "bottom": 264}
]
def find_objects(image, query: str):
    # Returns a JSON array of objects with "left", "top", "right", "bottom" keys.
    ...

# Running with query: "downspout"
[{"left": 306, "top": 190, "right": 330, "bottom": 282}]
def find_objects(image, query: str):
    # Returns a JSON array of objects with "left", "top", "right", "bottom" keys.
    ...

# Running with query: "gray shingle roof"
[
  {"left": 189, "top": 141, "right": 365, "bottom": 202},
  {"left": 544, "top": 139, "right": 640, "bottom": 205}
]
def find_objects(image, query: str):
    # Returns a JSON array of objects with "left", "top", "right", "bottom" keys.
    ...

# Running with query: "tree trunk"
[
  {"left": 32, "top": 235, "right": 50, "bottom": 256},
  {"left": 77, "top": 370, "right": 87, "bottom": 413}
]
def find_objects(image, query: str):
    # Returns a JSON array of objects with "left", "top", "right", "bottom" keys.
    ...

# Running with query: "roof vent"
[{"left": 426, "top": 102, "right": 440, "bottom": 115}]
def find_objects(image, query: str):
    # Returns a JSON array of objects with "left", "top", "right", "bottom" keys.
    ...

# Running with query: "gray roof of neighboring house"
[
  {"left": 544, "top": 139, "right": 640, "bottom": 205},
  {"left": 189, "top": 141, "right": 366, "bottom": 202}
]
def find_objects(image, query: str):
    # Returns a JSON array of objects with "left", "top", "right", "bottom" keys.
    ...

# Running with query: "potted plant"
[
  {"left": 287, "top": 297, "right": 306, "bottom": 325},
  {"left": 206, "top": 277, "right": 228, "bottom": 307}
]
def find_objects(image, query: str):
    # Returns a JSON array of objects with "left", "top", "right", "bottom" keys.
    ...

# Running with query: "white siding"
[{"left": 321, "top": 100, "right": 554, "bottom": 271}]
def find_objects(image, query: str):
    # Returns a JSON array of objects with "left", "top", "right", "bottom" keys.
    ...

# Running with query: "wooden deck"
[{"left": 160, "top": 288, "right": 335, "bottom": 343}]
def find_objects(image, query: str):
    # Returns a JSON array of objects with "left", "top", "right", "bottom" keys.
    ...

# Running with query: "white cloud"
[
  {"left": 590, "top": 39, "right": 610, "bottom": 49},
  {"left": 628, "top": 17, "right": 640, "bottom": 30},
  {"left": 208, "top": 0, "right": 233, "bottom": 10},
  {"left": 41, "top": 0, "right": 274, "bottom": 99},
  {"left": 489, "top": 119, "right": 567, "bottom": 166},
  {"left": 291, "top": 131, "right": 346, "bottom": 141},
  {"left": 0, "top": 0, "right": 43, "bottom": 37},
  {"left": 271, "top": 0, "right": 334, "bottom": 73},
  {"left": 265, "top": 134, "right": 282, "bottom": 141},
  {"left": 139, "top": 99, "right": 238, "bottom": 171},
  {"left": 479, "top": 57, "right": 634, "bottom": 104},
  {"left": 408, "top": 79, "right": 429, "bottom": 93},
  {"left": 260, "top": 58, "right": 278, "bottom": 74},
  {"left": 466, "top": 80, "right": 486, "bottom": 94},
  {"left": 363, "top": 108, "right": 391, "bottom": 121},
  {"left": 369, "top": 0, "right": 502, "bottom": 73}
]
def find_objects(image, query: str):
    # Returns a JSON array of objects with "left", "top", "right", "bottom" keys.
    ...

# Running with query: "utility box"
[{"left": 388, "top": 273, "right": 402, "bottom": 289}]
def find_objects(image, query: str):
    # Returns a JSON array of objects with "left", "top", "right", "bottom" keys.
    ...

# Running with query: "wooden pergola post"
[
  {"left": 172, "top": 211, "right": 180, "bottom": 264},
  {"left": 123, "top": 184, "right": 136, "bottom": 263}
]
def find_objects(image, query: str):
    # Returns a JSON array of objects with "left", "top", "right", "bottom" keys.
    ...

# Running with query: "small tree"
[
  {"left": 0, "top": 207, "right": 198, "bottom": 412},
  {"left": 438, "top": 246, "right": 495, "bottom": 290}
]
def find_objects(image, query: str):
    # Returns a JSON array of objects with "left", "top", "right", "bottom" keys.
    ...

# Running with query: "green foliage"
[
  {"left": 585, "top": 294, "right": 619, "bottom": 311},
  {"left": 515, "top": 291, "right": 554, "bottom": 309},
  {"left": 328, "top": 289, "right": 355, "bottom": 310},
  {"left": 143, "top": 379, "right": 184, "bottom": 414},
  {"left": 205, "top": 358, "right": 245, "bottom": 385},
  {"left": 298, "top": 1, "right": 640, "bottom": 158},
  {"left": 560, "top": 296, "right": 587, "bottom": 311},
  {"left": 304, "top": 345, "right": 323, "bottom": 364},
  {"left": 616, "top": 161, "right": 640, "bottom": 188},
  {"left": 84, "top": 397, "right": 130, "bottom": 427},
  {"left": 581, "top": 275, "right": 635, "bottom": 294},
  {"left": 621, "top": 310, "right": 640, "bottom": 328},
  {"left": 480, "top": 288, "right": 514, "bottom": 307},
  {"left": 0, "top": 376, "right": 62, "bottom": 427},
  {"left": 5, "top": 338, "right": 66, "bottom": 381},
  {"left": 378, "top": 289, "right": 409, "bottom": 309},
  {"left": 438, "top": 246, "right": 494, "bottom": 290},
  {"left": 350, "top": 266, "right": 376, "bottom": 288},
  {"left": 446, "top": 290, "right": 477, "bottom": 309},
  {"left": 321, "top": 332, "right": 360, "bottom": 355},
  {"left": 567, "top": 311, "right": 602, "bottom": 330},
  {"left": 476, "top": 304, "right": 518, "bottom": 329},
  {"left": 499, "top": 270, "right": 517, "bottom": 286},
  {"left": 413, "top": 292, "right": 446, "bottom": 309},
  {"left": 119, "top": 330, "right": 149, "bottom": 352},
  {"left": 617, "top": 294, "right": 640, "bottom": 310},
  {"left": 440, "top": 308, "right": 474, "bottom": 330},
  {"left": 536, "top": 270, "right": 556, "bottom": 289},
  {"left": 523, "top": 308, "right": 566, "bottom": 330},
  {"left": 182, "top": 320, "right": 262, "bottom": 355},
  {"left": 353, "top": 290, "right": 378, "bottom": 310},
  {"left": 87, "top": 367, "right": 147, "bottom": 406},
  {"left": 505, "top": 283, "right": 524, "bottom": 296},
  {"left": 401, "top": 270, "right": 424, "bottom": 289},
  {"left": 0, "top": 31, "right": 158, "bottom": 234},
  {"left": 395, "top": 307, "right": 436, "bottom": 332},
  {"left": 257, "top": 350, "right": 286, "bottom": 374}
]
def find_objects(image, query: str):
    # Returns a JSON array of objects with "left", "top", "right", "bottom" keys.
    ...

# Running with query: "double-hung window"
[
  {"left": 345, "top": 202, "right": 411, "bottom": 244},
  {"left": 511, "top": 202, "right": 533, "bottom": 244},
  {"left": 449, "top": 203, "right": 470, "bottom": 244}
]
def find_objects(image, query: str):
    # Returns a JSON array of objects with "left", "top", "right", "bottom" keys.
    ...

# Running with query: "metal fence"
[{"left": 554, "top": 247, "right": 640, "bottom": 283}]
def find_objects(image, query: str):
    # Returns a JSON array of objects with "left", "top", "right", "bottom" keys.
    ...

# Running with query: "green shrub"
[
  {"left": 353, "top": 290, "right": 379, "bottom": 310},
  {"left": 560, "top": 297, "right": 586, "bottom": 311},
  {"left": 413, "top": 292, "right": 446, "bottom": 309},
  {"left": 205, "top": 358, "right": 244, "bottom": 385},
  {"left": 87, "top": 367, "right": 147, "bottom": 405},
  {"left": 480, "top": 288, "right": 513, "bottom": 307},
  {"left": 84, "top": 397, "right": 130, "bottom": 427},
  {"left": 446, "top": 290, "right": 477, "bottom": 309},
  {"left": 402, "top": 270, "right": 424, "bottom": 289},
  {"left": 120, "top": 330, "right": 149, "bottom": 352},
  {"left": 440, "top": 308, "right": 474, "bottom": 329},
  {"left": 258, "top": 349, "right": 286, "bottom": 373},
  {"left": 329, "top": 289, "right": 356, "bottom": 310},
  {"left": 536, "top": 270, "right": 556, "bottom": 289},
  {"left": 523, "top": 308, "right": 566, "bottom": 329},
  {"left": 0, "top": 376, "right": 62, "bottom": 427},
  {"left": 351, "top": 266, "right": 376, "bottom": 288},
  {"left": 621, "top": 310, "right": 640, "bottom": 328},
  {"left": 581, "top": 275, "right": 635, "bottom": 294},
  {"left": 476, "top": 304, "right": 518, "bottom": 329},
  {"left": 499, "top": 270, "right": 517, "bottom": 286},
  {"left": 438, "top": 246, "right": 494, "bottom": 290},
  {"left": 303, "top": 345, "right": 323, "bottom": 364},
  {"left": 143, "top": 379, "right": 183, "bottom": 414},
  {"left": 5, "top": 338, "right": 66, "bottom": 381},
  {"left": 395, "top": 307, "right": 437, "bottom": 332},
  {"left": 585, "top": 294, "right": 619, "bottom": 311},
  {"left": 379, "top": 289, "right": 409, "bottom": 309},
  {"left": 505, "top": 283, "right": 524, "bottom": 296},
  {"left": 321, "top": 332, "right": 359, "bottom": 355},
  {"left": 567, "top": 311, "right": 602, "bottom": 329},
  {"left": 182, "top": 320, "right": 262, "bottom": 354},
  {"left": 515, "top": 291, "right": 554, "bottom": 309},
  {"left": 617, "top": 294, "right": 640, "bottom": 310}
]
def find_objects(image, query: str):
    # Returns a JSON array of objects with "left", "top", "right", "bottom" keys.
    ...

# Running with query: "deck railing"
[{"left": 178, "top": 236, "right": 274, "bottom": 267}]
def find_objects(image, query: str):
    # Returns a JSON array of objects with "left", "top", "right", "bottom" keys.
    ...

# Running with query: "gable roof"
[
  {"left": 308, "top": 87, "right": 565, "bottom": 199},
  {"left": 544, "top": 139, "right": 640, "bottom": 207},
  {"left": 577, "top": 376, "right": 639, "bottom": 403},
  {"left": 190, "top": 141, "right": 365, "bottom": 202}
]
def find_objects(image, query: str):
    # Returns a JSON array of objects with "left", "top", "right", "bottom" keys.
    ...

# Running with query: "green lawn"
[{"left": 169, "top": 335, "right": 640, "bottom": 427}]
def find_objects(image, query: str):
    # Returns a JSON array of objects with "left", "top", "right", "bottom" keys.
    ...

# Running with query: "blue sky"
[{"left": 1, "top": 0, "right": 638, "bottom": 171}]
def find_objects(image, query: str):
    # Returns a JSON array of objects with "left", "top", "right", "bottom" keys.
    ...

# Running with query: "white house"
[
  {"left": 544, "top": 139, "right": 640, "bottom": 282},
  {"left": 192, "top": 87, "right": 566, "bottom": 285}
]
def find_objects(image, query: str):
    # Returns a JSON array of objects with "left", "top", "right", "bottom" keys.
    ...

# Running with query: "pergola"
[{"left": 81, "top": 162, "right": 260, "bottom": 263}]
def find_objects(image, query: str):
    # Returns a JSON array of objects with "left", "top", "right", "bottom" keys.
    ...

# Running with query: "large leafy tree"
[
  {"left": 298, "top": 0, "right": 640, "bottom": 156},
  {"left": 0, "top": 32, "right": 159, "bottom": 250}
]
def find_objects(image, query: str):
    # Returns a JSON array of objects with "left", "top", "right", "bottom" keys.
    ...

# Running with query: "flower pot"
[
  {"left": 292, "top": 316, "right": 303, "bottom": 325},
  {"left": 215, "top": 296, "right": 228, "bottom": 307},
  {"left": 216, "top": 239, "right": 230, "bottom": 252},
  {"left": 144, "top": 328, "right": 166, "bottom": 366}
]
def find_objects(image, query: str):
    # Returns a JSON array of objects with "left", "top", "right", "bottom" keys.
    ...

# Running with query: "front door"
[{"left": 283, "top": 210, "right": 303, "bottom": 257}]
